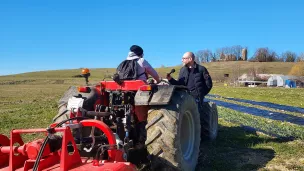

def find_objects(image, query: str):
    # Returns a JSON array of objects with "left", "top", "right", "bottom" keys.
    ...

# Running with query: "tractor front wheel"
[{"left": 146, "top": 90, "right": 201, "bottom": 171}]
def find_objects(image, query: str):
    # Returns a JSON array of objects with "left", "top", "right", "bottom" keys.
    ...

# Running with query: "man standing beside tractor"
[
  {"left": 167, "top": 52, "right": 212, "bottom": 101},
  {"left": 167, "top": 52, "right": 217, "bottom": 140}
]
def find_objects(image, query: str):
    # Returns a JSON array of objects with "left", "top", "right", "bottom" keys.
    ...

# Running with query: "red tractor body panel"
[{"left": 99, "top": 80, "right": 147, "bottom": 91}]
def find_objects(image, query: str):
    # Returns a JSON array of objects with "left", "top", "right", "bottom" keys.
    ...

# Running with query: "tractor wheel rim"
[{"left": 180, "top": 110, "right": 195, "bottom": 161}]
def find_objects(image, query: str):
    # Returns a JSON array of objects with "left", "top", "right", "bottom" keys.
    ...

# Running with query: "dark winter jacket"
[{"left": 169, "top": 62, "right": 213, "bottom": 101}]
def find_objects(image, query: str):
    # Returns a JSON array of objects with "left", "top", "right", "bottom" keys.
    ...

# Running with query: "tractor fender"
[
  {"left": 53, "top": 86, "right": 99, "bottom": 122},
  {"left": 58, "top": 86, "right": 99, "bottom": 110},
  {"left": 134, "top": 85, "right": 187, "bottom": 105}
]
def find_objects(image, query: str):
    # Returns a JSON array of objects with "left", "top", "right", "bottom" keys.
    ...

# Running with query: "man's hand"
[
  {"left": 166, "top": 74, "right": 172, "bottom": 80},
  {"left": 148, "top": 77, "right": 161, "bottom": 84},
  {"left": 166, "top": 69, "right": 175, "bottom": 80},
  {"left": 155, "top": 77, "right": 161, "bottom": 84}
]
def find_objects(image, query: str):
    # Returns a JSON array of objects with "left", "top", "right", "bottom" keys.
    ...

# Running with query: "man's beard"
[{"left": 183, "top": 62, "right": 190, "bottom": 67}]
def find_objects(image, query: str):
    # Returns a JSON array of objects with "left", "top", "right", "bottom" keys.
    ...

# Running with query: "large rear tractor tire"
[
  {"left": 146, "top": 90, "right": 201, "bottom": 171},
  {"left": 200, "top": 101, "right": 218, "bottom": 141},
  {"left": 53, "top": 86, "right": 98, "bottom": 138}
]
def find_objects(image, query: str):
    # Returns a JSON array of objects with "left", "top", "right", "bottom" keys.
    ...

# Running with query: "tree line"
[{"left": 195, "top": 46, "right": 304, "bottom": 63}]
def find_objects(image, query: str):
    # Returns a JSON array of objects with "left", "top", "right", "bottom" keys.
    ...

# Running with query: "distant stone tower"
[{"left": 242, "top": 48, "right": 248, "bottom": 61}]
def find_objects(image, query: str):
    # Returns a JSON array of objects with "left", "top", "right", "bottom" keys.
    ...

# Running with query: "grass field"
[
  {"left": 0, "top": 63, "right": 303, "bottom": 171},
  {"left": 210, "top": 86, "right": 304, "bottom": 108}
]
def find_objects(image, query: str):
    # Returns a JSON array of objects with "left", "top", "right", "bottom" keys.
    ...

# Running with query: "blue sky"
[{"left": 0, "top": 0, "right": 303, "bottom": 76}]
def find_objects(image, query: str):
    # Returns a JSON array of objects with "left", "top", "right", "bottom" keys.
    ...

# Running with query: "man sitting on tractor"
[
  {"left": 116, "top": 45, "right": 161, "bottom": 148},
  {"left": 126, "top": 45, "right": 161, "bottom": 83}
]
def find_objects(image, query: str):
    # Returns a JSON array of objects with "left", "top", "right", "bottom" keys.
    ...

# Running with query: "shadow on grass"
[{"left": 195, "top": 124, "right": 291, "bottom": 171}]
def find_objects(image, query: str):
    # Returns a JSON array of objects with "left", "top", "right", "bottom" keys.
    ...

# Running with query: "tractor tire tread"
[{"left": 146, "top": 90, "right": 201, "bottom": 171}]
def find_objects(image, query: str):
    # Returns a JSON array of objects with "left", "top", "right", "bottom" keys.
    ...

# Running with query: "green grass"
[
  {"left": 217, "top": 107, "right": 304, "bottom": 139},
  {"left": 196, "top": 119, "right": 304, "bottom": 171},
  {"left": 0, "top": 83, "right": 69, "bottom": 139},
  {"left": 210, "top": 86, "right": 304, "bottom": 108}
]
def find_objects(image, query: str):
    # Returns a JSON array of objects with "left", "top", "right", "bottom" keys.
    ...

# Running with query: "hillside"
[
  {"left": 0, "top": 62, "right": 296, "bottom": 82},
  {"left": 204, "top": 61, "right": 296, "bottom": 81},
  {"left": 0, "top": 61, "right": 303, "bottom": 170}
]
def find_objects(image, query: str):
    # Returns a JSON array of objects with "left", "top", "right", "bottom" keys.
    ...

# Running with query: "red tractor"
[{"left": 0, "top": 70, "right": 218, "bottom": 171}]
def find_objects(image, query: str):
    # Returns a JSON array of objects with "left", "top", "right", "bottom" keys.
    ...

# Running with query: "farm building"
[
  {"left": 238, "top": 74, "right": 270, "bottom": 87},
  {"left": 238, "top": 74, "right": 271, "bottom": 81},
  {"left": 267, "top": 75, "right": 304, "bottom": 87},
  {"left": 294, "top": 79, "right": 304, "bottom": 87}
]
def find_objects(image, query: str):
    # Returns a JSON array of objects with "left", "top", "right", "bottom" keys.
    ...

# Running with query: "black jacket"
[{"left": 169, "top": 62, "right": 213, "bottom": 100}]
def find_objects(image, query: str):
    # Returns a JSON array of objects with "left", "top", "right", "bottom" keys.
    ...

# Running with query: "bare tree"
[
  {"left": 253, "top": 48, "right": 268, "bottom": 62},
  {"left": 196, "top": 49, "right": 212, "bottom": 63},
  {"left": 215, "top": 48, "right": 225, "bottom": 60},
  {"left": 252, "top": 47, "right": 278, "bottom": 62},
  {"left": 195, "top": 50, "right": 204, "bottom": 63},
  {"left": 297, "top": 53, "right": 304, "bottom": 62},
  {"left": 211, "top": 53, "right": 218, "bottom": 62},
  {"left": 248, "top": 65, "right": 257, "bottom": 78},
  {"left": 193, "top": 52, "right": 201, "bottom": 63},
  {"left": 268, "top": 51, "right": 278, "bottom": 62},
  {"left": 194, "top": 57, "right": 200, "bottom": 64},
  {"left": 231, "top": 45, "right": 243, "bottom": 60},
  {"left": 231, "top": 63, "right": 241, "bottom": 86},
  {"left": 281, "top": 51, "right": 297, "bottom": 62},
  {"left": 215, "top": 45, "right": 243, "bottom": 61},
  {"left": 276, "top": 55, "right": 285, "bottom": 62}
]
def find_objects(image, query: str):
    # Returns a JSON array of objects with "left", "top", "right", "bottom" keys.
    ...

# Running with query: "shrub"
[{"left": 289, "top": 62, "right": 304, "bottom": 76}]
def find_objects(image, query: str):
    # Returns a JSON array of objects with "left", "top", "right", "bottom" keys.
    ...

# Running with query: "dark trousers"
[{"left": 193, "top": 96, "right": 206, "bottom": 133}]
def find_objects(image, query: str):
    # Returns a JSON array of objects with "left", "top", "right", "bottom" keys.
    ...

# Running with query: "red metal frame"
[
  {"left": 80, "top": 120, "right": 116, "bottom": 146},
  {"left": 59, "top": 126, "right": 82, "bottom": 170},
  {"left": 0, "top": 120, "right": 137, "bottom": 171},
  {"left": 0, "top": 134, "right": 10, "bottom": 168},
  {"left": 9, "top": 130, "right": 28, "bottom": 171}
]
